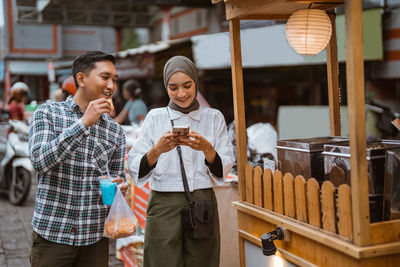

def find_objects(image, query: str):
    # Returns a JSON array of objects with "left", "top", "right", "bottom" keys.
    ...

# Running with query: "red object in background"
[
  {"left": 133, "top": 183, "right": 150, "bottom": 229},
  {"left": 8, "top": 101, "right": 24, "bottom": 121},
  {"left": 120, "top": 246, "right": 141, "bottom": 267},
  {"left": 62, "top": 76, "right": 77, "bottom": 96}
]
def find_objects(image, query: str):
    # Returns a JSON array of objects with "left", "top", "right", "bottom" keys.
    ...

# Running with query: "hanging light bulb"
[{"left": 286, "top": 9, "right": 332, "bottom": 56}]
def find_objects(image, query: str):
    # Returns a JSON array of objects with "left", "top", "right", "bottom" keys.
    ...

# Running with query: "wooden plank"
[
  {"left": 307, "top": 178, "right": 321, "bottom": 227},
  {"left": 225, "top": 0, "right": 280, "bottom": 20},
  {"left": 276, "top": 248, "right": 319, "bottom": 267},
  {"left": 229, "top": 19, "right": 248, "bottom": 202},
  {"left": 253, "top": 166, "right": 263, "bottom": 207},
  {"left": 337, "top": 184, "right": 353, "bottom": 239},
  {"left": 295, "top": 175, "right": 307, "bottom": 223},
  {"left": 234, "top": 202, "right": 367, "bottom": 259},
  {"left": 326, "top": 11, "right": 341, "bottom": 136},
  {"left": 273, "top": 170, "right": 284, "bottom": 214},
  {"left": 224, "top": 0, "right": 343, "bottom": 20},
  {"left": 283, "top": 172, "right": 295, "bottom": 218},
  {"left": 287, "top": 0, "right": 344, "bottom": 2},
  {"left": 370, "top": 219, "right": 400, "bottom": 245},
  {"left": 237, "top": 205, "right": 247, "bottom": 267},
  {"left": 245, "top": 163, "right": 254, "bottom": 204},
  {"left": 238, "top": 234, "right": 246, "bottom": 267},
  {"left": 321, "top": 181, "right": 337, "bottom": 233},
  {"left": 345, "top": 0, "right": 371, "bottom": 246},
  {"left": 359, "top": 241, "right": 400, "bottom": 259},
  {"left": 263, "top": 168, "right": 273, "bottom": 210},
  {"left": 240, "top": 14, "right": 290, "bottom": 20}
]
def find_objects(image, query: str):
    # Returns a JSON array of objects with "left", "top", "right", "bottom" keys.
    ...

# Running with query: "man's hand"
[
  {"left": 81, "top": 98, "right": 112, "bottom": 128},
  {"left": 111, "top": 177, "right": 128, "bottom": 196}
]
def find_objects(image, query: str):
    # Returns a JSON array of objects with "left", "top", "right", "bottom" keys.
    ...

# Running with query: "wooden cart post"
[
  {"left": 345, "top": 0, "right": 371, "bottom": 246},
  {"left": 229, "top": 18, "right": 248, "bottom": 202},
  {"left": 326, "top": 11, "right": 341, "bottom": 136}
]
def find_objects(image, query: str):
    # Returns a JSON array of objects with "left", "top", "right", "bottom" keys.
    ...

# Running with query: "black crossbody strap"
[{"left": 166, "top": 108, "right": 195, "bottom": 207}]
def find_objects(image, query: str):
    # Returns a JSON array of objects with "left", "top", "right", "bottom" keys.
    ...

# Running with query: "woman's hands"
[
  {"left": 155, "top": 131, "right": 180, "bottom": 154},
  {"left": 147, "top": 131, "right": 179, "bottom": 167},
  {"left": 147, "top": 130, "right": 216, "bottom": 166},
  {"left": 177, "top": 131, "right": 216, "bottom": 164}
]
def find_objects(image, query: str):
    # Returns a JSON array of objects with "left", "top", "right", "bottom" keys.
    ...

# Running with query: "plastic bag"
[
  {"left": 247, "top": 123, "right": 277, "bottom": 158},
  {"left": 104, "top": 186, "right": 138, "bottom": 239}
]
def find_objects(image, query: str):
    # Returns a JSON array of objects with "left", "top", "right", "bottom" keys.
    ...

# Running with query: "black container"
[
  {"left": 323, "top": 142, "right": 400, "bottom": 222},
  {"left": 383, "top": 148, "right": 400, "bottom": 221},
  {"left": 277, "top": 137, "right": 348, "bottom": 183}
]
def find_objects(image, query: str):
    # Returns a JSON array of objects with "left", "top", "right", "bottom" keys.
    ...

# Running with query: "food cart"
[{"left": 211, "top": 0, "right": 400, "bottom": 266}]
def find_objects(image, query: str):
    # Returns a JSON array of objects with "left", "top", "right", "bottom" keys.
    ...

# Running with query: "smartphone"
[{"left": 172, "top": 126, "right": 190, "bottom": 136}]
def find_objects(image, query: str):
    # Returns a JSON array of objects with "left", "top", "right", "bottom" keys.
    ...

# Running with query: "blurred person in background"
[
  {"left": 8, "top": 82, "right": 29, "bottom": 121},
  {"left": 110, "top": 86, "right": 126, "bottom": 119},
  {"left": 61, "top": 75, "right": 77, "bottom": 99},
  {"left": 53, "top": 88, "right": 64, "bottom": 102},
  {"left": 51, "top": 75, "right": 78, "bottom": 103},
  {"left": 114, "top": 79, "right": 148, "bottom": 125}
]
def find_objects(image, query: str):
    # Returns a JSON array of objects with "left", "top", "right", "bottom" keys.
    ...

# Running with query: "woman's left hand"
[
  {"left": 111, "top": 177, "right": 128, "bottom": 196},
  {"left": 177, "top": 131, "right": 210, "bottom": 151},
  {"left": 177, "top": 131, "right": 216, "bottom": 163}
]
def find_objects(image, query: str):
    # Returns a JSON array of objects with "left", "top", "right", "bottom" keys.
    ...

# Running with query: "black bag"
[
  {"left": 167, "top": 108, "right": 215, "bottom": 239},
  {"left": 181, "top": 200, "right": 215, "bottom": 239}
]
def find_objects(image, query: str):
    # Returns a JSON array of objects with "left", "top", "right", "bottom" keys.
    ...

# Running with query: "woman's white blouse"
[{"left": 127, "top": 106, "right": 235, "bottom": 192}]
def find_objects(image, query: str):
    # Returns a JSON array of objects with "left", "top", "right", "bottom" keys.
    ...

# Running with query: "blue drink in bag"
[{"left": 100, "top": 178, "right": 117, "bottom": 205}]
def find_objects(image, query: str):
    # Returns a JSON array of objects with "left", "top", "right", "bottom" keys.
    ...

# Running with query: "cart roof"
[{"left": 213, "top": 0, "right": 344, "bottom": 20}]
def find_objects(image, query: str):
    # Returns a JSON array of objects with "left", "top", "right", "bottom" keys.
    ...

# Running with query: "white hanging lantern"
[{"left": 286, "top": 9, "right": 332, "bottom": 56}]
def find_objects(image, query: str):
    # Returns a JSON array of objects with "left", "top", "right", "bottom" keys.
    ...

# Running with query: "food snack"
[
  {"left": 108, "top": 98, "right": 114, "bottom": 111},
  {"left": 105, "top": 217, "right": 137, "bottom": 239}
]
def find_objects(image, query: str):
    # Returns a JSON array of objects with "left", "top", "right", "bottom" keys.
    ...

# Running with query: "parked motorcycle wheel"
[{"left": 9, "top": 167, "right": 31, "bottom": 205}]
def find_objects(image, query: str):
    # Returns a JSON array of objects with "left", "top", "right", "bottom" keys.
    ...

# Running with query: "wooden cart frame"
[{"left": 212, "top": 0, "right": 400, "bottom": 266}]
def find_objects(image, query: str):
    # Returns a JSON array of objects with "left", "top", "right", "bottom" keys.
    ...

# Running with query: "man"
[{"left": 29, "top": 51, "right": 127, "bottom": 267}]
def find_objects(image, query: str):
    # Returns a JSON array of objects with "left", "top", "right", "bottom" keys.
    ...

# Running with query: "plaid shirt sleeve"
[
  {"left": 29, "top": 104, "right": 90, "bottom": 173},
  {"left": 109, "top": 130, "right": 126, "bottom": 181}
]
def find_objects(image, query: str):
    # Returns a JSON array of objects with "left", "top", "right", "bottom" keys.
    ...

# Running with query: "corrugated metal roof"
[{"left": 116, "top": 38, "right": 190, "bottom": 58}]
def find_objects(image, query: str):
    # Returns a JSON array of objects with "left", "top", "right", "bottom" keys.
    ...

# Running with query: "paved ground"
[{"left": 0, "top": 178, "right": 124, "bottom": 267}]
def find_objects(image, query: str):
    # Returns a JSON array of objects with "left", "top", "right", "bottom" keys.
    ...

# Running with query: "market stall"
[{"left": 212, "top": 0, "right": 400, "bottom": 266}]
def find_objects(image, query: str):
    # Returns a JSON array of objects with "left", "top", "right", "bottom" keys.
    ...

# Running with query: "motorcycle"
[{"left": 0, "top": 120, "right": 35, "bottom": 205}]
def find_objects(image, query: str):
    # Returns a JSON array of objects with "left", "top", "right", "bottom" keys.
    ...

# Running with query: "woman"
[
  {"left": 127, "top": 56, "right": 234, "bottom": 267},
  {"left": 114, "top": 79, "right": 148, "bottom": 125}
]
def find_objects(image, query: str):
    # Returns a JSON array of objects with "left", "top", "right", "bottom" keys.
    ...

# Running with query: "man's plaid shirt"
[{"left": 29, "top": 96, "right": 126, "bottom": 246}]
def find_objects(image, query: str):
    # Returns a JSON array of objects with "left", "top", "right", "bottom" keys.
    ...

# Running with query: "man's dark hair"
[
  {"left": 122, "top": 79, "right": 141, "bottom": 99},
  {"left": 72, "top": 51, "right": 116, "bottom": 89}
]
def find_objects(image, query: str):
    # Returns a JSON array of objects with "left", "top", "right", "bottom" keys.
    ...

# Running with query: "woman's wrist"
[
  {"left": 204, "top": 145, "right": 216, "bottom": 164},
  {"left": 147, "top": 146, "right": 160, "bottom": 167}
]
